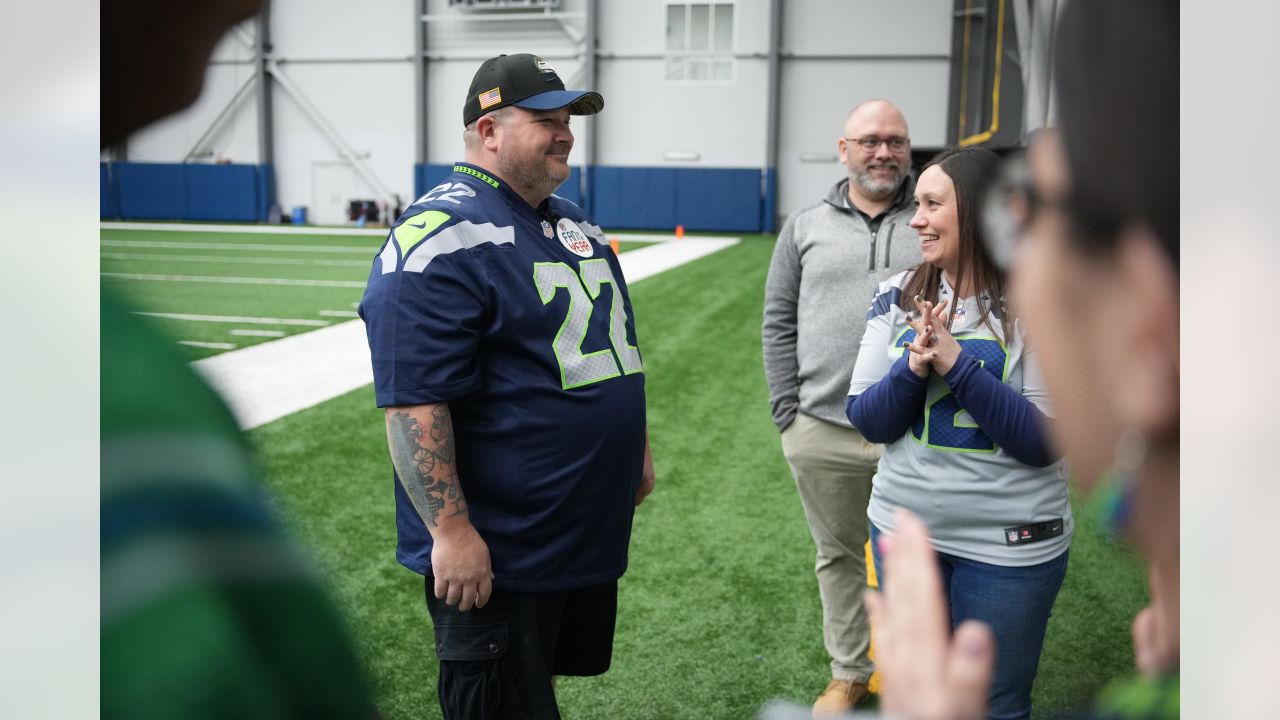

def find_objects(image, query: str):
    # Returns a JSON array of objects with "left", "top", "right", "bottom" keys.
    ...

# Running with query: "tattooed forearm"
[{"left": 386, "top": 405, "right": 468, "bottom": 529}]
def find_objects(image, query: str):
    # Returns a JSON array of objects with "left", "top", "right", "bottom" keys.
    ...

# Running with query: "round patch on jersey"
[{"left": 556, "top": 218, "right": 594, "bottom": 257}]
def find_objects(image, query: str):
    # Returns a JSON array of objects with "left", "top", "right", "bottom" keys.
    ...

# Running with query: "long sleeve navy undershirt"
[
  {"left": 846, "top": 354, "right": 927, "bottom": 443},
  {"left": 847, "top": 351, "right": 1057, "bottom": 467}
]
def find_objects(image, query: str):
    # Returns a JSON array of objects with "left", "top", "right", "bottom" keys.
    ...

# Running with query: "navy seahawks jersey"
[{"left": 360, "top": 163, "right": 647, "bottom": 592}]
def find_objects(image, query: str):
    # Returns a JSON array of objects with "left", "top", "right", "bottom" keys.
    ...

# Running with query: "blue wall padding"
[
  {"left": 591, "top": 166, "right": 763, "bottom": 232},
  {"left": 103, "top": 163, "right": 265, "bottom": 222},
  {"left": 256, "top": 164, "right": 275, "bottom": 221},
  {"left": 762, "top": 167, "right": 778, "bottom": 234},
  {"left": 185, "top": 164, "right": 259, "bottom": 221},
  {"left": 413, "top": 164, "right": 580, "bottom": 209},
  {"left": 412, "top": 163, "right": 765, "bottom": 232},
  {"left": 100, "top": 163, "right": 118, "bottom": 218},
  {"left": 102, "top": 161, "right": 768, "bottom": 231}
]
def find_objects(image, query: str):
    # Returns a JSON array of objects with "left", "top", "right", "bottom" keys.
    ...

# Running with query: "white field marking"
[
  {"left": 608, "top": 233, "right": 682, "bottom": 243},
  {"left": 179, "top": 340, "right": 237, "bottom": 350},
  {"left": 103, "top": 272, "right": 366, "bottom": 288},
  {"left": 194, "top": 321, "right": 372, "bottom": 430},
  {"left": 196, "top": 236, "right": 741, "bottom": 430},
  {"left": 136, "top": 312, "right": 329, "bottom": 327},
  {"left": 615, "top": 237, "right": 740, "bottom": 283},
  {"left": 103, "top": 239, "right": 374, "bottom": 254},
  {"left": 230, "top": 329, "right": 287, "bottom": 338},
  {"left": 319, "top": 310, "right": 359, "bottom": 318},
  {"left": 101, "top": 251, "right": 369, "bottom": 267},
  {"left": 102, "top": 221, "right": 391, "bottom": 236}
]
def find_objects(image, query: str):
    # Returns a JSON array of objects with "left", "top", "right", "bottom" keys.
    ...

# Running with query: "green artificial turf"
[{"left": 242, "top": 234, "right": 1148, "bottom": 719}]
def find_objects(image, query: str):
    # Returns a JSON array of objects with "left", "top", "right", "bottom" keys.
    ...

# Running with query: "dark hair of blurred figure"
[
  {"left": 101, "top": 0, "right": 264, "bottom": 148},
  {"left": 1054, "top": 0, "right": 1179, "bottom": 266}
]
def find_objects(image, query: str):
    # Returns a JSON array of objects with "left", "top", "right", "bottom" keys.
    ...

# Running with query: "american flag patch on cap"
[{"left": 478, "top": 87, "right": 502, "bottom": 109}]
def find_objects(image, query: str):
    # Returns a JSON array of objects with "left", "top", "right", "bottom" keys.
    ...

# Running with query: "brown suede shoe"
[{"left": 812, "top": 679, "right": 870, "bottom": 716}]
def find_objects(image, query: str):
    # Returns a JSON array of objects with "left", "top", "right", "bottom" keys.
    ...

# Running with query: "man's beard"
[
  {"left": 851, "top": 162, "right": 906, "bottom": 197},
  {"left": 498, "top": 149, "right": 571, "bottom": 202}
]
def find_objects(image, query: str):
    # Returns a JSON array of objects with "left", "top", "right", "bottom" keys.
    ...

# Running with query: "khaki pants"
[{"left": 781, "top": 413, "right": 880, "bottom": 682}]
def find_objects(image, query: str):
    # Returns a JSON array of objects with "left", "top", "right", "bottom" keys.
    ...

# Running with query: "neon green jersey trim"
[{"left": 394, "top": 210, "right": 451, "bottom": 255}]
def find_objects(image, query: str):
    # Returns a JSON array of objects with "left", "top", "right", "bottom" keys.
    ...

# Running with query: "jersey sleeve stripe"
[
  {"left": 402, "top": 221, "right": 516, "bottom": 273},
  {"left": 866, "top": 286, "right": 902, "bottom": 321}
]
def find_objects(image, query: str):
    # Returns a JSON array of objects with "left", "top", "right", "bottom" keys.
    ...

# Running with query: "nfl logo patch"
[
  {"left": 1007, "top": 529, "right": 1019, "bottom": 544},
  {"left": 541, "top": 220, "right": 554, "bottom": 238}
]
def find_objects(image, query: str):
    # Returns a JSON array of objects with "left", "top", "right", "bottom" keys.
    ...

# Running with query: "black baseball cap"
[{"left": 462, "top": 53, "right": 604, "bottom": 127}]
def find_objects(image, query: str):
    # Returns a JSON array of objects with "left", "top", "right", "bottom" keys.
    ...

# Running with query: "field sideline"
[{"left": 101, "top": 226, "right": 1148, "bottom": 718}]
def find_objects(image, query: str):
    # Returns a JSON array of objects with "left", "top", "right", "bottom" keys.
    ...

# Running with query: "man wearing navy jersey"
[{"left": 360, "top": 53, "right": 654, "bottom": 719}]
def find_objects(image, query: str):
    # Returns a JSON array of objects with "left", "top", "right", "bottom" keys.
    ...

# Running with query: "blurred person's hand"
[
  {"left": 866, "top": 510, "right": 995, "bottom": 720},
  {"left": 1133, "top": 565, "right": 1178, "bottom": 677}
]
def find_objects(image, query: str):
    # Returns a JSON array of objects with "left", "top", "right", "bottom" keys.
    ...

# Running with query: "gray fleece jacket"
[{"left": 762, "top": 176, "right": 921, "bottom": 432}]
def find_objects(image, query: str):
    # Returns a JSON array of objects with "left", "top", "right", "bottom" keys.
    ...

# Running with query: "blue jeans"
[{"left": 869, "top": 524, "right": 1068, "bottom": 720}]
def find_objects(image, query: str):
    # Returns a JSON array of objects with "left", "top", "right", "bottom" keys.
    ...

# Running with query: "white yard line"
[
  {"left": 192, "top": 237, "right": 740, "bottom": 430},
  {"left": 194, "top": 321, "right": 374, "bottom": 430},
  {"left": 102, "top": 252, "right": 369, "bottom": 267},
  {"left": 102, "top": 221, "right": 391, "bottom": 236},
  {"left": 179, "top": 340, "right": 237, "bottom": 350},
  {"left": 103, "top": 272, "right": 366, "bottom": 288},
  {"left": 103, "top": 240, "right": 374, "bottom": 253},
  {"left": 137, "top": 312, "right": 329, "bottom": 327},
  {"left": 230, "top": 329, "right": 287, "bottom": 338},
  {"left": 615, "top": 238, "right": 739, "bottom": 281},
  {"left": 318, "top": 310, "right": 360, "bottom": 318}
]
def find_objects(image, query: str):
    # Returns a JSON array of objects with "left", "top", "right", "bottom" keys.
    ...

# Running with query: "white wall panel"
[
  {"left": 595, "top": 58, "right": 768, "bottom": 167},
  {"left": 782, "top": 0, "right": 952, "bottom": 56},
  {"left": 271, "top": 0, "right": 412, "bottom": 60},
  {"left": 271, "top": 62, "right": 416, "bottom": 214},
  {"left": 776, "top": 58, "right": 951, "bottom": 219},
  {"left": 126, "top": 66, "right": 261, "bottom": 164}
]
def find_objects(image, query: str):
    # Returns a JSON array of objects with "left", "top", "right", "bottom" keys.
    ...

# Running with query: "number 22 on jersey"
[
  {"left": 533, "top": 259, "right": 643, "bottom": 389},
  {"left": 897, "top": 329, "right": 1008, "bottom": 453}
]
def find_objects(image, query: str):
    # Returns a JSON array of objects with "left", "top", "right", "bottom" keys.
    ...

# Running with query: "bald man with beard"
[{"left": 762, "top": 100, "right": 921, "bottom": 715}]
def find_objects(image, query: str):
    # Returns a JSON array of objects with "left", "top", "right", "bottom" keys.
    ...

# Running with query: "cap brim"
[{"left": 513, "top": 90, "right": 604, "bottom": 116}]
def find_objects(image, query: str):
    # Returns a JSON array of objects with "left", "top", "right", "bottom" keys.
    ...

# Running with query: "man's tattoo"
[{"left": 388, "top": 409, "right": 468, "bottom": 528}]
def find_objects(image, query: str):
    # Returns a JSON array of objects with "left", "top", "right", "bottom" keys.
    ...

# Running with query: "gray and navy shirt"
[
  {"left": 360, "top": 163, "right": 647, "bottom": 592},
  {"left": 762, "top": 177, "right": 919, "bottom": 433},
  {"left": 847, "top": 269, "right": 1072, "bottom": 566}
]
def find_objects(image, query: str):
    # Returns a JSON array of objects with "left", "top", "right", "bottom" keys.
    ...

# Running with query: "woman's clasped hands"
[{"left": 903, "top": 295, "right": 962, "bottom": 377}]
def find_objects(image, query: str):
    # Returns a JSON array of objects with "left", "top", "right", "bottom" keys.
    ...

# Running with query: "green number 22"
[{"left": 532, "top": 259, "right": 643, "bottom": 389}]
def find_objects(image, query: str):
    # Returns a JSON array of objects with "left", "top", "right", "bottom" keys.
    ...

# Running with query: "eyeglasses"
[
  {"left": 980, "top": 153, "right": 1060, "bottom": 271},
  {"left": 844, "top": 136, "right": 910, "bottom": 152}
]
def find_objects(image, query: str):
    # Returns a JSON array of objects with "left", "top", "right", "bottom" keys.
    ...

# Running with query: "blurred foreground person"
[
  {"left": 102, "top": 1, "right": 376, "bottom": 717},
  {"left": 865, "top": 1, "right": 1178, "bottom": 719}
]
